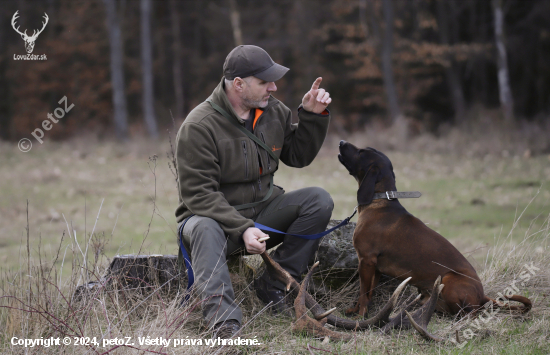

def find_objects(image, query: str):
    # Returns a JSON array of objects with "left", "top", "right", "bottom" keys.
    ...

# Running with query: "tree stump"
[
  {"left": 73, "top": 254, "right": 185, "bottom": 301},
  {"left": 73, "top": 220, "right": 359, "bottom": 298},
  {"left": 310, "top": 219, "right": 358, "bottom": 289}
]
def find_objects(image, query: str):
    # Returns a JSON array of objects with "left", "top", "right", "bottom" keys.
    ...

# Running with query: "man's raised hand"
[{"left": 302, "top": 77, "right": 332, "bottom": 114}]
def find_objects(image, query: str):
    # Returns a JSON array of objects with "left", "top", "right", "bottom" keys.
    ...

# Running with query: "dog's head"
[{"left": 338, "top": 140, "right": 396, "bottom": 205}]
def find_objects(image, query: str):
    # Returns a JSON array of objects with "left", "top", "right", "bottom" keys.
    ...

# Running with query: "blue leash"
[
  {"left": 177, "top": 207, "right": 358, "bottom": 303},
  {"left": 253, "top": 207, "right": 357, "bottom": 240},
  {"left": 178, "top": 219, "right": 194, "bottom": 304}
]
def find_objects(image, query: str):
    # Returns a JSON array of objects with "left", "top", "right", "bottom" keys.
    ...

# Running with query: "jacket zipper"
[
  {"left": 260, "top": 132, "right": 271, "bottom": 171},
  {"left": 245, "top": 139, "right": 258, "bottom": 215},
  {"left": 251, "top": 177, "right": 256, "bottom": 216},
  {"left": 254, "top": 142, "right": 263, "bottom": 192},
  {"left": 242, "top": 141, "right": 248, "bottom": 179}
]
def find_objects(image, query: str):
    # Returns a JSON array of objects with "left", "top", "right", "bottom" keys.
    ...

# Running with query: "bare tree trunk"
[
  {"left": 359, "top": 0, "right": 369, "bottom": 38},
  {"left": 140, "top": 0, "right": 158, "bottom": 138},
  {"left": 492, "top": 0, "right": 514, "bottom": 123},
  {"left": 476, "top": 0, "right": 489, "bottom": 105},
  {"left": 380, "top": 0, "right": 402, "bottom": 124},
  {"left": 437, "top": 0, "right": 466, "bottom": 123},
  {"left": 362, "top": 0, "right": 405, "bottom": 138},
  {"left": 293, "top": 0, "right": 313, "bottom": 100},
  {"left": 228, "top": 0, "right": 243, "bottom": 46},
  {"left": 364, "top": 0, "right": 381, "bottom": 49},
  {"left": 170, "top": 0, "right": 184, "bottom": 119},
  {"left": 103, "top": 0, "right": 128, "bottom": 139}
]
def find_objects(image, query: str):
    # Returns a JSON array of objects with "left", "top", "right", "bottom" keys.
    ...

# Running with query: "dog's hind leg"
[{"left": 439, "top": 273, "right": 485, "bottom": 315}]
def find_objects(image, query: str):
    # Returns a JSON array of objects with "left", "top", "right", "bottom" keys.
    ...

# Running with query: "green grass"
[
  {"left": 0, "top": 134, "right": 549, "bottom": 354},
  {"left": 0, "top": 135, "right": 549, "bottom": 276}
]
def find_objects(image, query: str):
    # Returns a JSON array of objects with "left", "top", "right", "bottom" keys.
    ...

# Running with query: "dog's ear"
[
  {"left": 357, "top": 166, "right": 379, "bottom": 205},
  {"left": 390, "top": 162, "right": 395, "bottom": 180}
]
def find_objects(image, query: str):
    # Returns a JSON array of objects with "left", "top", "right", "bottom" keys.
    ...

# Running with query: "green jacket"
[{"left": 175, "top": 78, "right": 330, "bottom": 245}]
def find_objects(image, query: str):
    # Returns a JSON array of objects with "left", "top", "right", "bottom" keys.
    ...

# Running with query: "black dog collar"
[{"left": 372, "top": 191, "right": 422, "bottom": 200}]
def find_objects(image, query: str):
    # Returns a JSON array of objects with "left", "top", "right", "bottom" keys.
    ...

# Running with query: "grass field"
[
  {"left": 1, "top": 130, "right": 549, "bottom": 354},
  {"left": 1, "top": 133, "right": 549, "bottom": 270}
]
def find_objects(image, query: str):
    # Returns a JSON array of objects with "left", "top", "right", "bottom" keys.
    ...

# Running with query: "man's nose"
[{"left": 268, "top": 82, "right": 277, "bottom": 92}]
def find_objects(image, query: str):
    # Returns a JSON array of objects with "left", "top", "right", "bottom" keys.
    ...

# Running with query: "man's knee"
[
  {"left": 190, "top": 216, "right": 223, "bottom": 234},
  {"left": 306, "top": 186, "right": 334, "bottom": 218},
  {"left": 186, "top": 216, "right": 226, "bottom": 246}
]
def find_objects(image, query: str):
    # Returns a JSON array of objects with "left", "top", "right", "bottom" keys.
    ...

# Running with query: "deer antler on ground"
[
  {"left": 380, "top": 276, "right": 445, "bottom": 341},
  {"left": 260, "top": 251, "right": 443, "bottom": 342},
  {"left": 405, "top": 279, "right": 445, "bottom": 341},
  {"left": 293, "top": 260, "right": 353, "bottom": 341}
]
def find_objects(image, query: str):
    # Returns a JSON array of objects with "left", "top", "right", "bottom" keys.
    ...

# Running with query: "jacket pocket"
[{"left": 242, "top": 140, "right": 249, "bottom": 179}]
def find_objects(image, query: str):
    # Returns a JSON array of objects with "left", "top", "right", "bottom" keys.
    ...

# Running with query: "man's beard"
[{"left": 243, "top": 94, "right": 269, "bottom": 109}]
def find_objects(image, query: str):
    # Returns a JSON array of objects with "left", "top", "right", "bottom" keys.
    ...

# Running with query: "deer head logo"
[{"left": 11, "top": 11, "right": 49, "bottom": 54}]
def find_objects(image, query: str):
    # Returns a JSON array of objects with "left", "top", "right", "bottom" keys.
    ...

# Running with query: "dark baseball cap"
[{"left": 223, "top": 45, "right": 289, "bottom": 82}]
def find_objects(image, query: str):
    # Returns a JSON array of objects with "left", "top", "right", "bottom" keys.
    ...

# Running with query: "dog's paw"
[
  {"left": 358, "top": 308, "right": 369, "bottom": 319},
  {"left": 344, "top": 305, "right": 359, "bottom": 316}
]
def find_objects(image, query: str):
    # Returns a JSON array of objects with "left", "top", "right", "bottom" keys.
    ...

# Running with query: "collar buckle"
[{"left": 386, "top": 191, "right": 396, "bottom": 200}]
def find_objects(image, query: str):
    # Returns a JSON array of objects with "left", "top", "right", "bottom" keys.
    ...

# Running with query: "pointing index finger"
[{"left": 311, "top": 77, "right": 322, "bottom": 90}]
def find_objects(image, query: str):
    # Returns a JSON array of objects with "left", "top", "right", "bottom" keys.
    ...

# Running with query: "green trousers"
[{"left": 179, "top": 186, "right": 334, "bottom": 328}]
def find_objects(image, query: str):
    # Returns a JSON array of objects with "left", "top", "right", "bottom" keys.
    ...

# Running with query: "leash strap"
[
  {"left": 255, "top": 207, "right": 357, "bottom": 240},
  {"left": 177, "top": 215, "right": 195, "bottom": 304},
  {"left": 372, "top": 191, "right": 422, "bottom": 200}
]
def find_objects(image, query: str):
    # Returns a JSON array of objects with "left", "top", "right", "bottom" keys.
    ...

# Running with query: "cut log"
[
  {"left": 308, "top": 220, "right": 359, "bottom": 291},
  {"left": 313, "top": 220, "right": 357, "bottom": 271},
  {"left": 74, "top": 220, "right": 360, "bottom": 299},
  {"left": 73, "top": 254, "right": 185, "bottom": 301}
]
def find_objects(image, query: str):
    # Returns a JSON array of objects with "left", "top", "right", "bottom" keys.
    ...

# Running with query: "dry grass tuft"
[{"left": 1, "top": 199, "right": 548, "bottom": 354}]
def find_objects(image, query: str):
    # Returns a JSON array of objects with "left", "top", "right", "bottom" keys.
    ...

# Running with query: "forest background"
[{"left": 0, "top": 0, "right": 549, "bottom": 145}]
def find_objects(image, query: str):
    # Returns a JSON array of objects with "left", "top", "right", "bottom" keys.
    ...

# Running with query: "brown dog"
[{"left": 338, "top": 141, "right": 531, "bottom": 317}]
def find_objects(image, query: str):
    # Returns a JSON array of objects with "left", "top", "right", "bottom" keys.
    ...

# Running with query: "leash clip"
[
  {"left": 386, "top": 191, "right": 396, "bottom": 200},
  {"left": 345, "top": 206, "right": 358, "bottom": 222}
]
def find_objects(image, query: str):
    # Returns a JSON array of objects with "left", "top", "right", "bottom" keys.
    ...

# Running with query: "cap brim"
[{"left": 254, "top": 63, "right": 289, "bottom": 82}]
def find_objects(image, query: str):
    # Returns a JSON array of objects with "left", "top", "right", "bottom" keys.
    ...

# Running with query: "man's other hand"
[
  {"left": 243, "top": 227, "right": 268, "bottom": 254},
  {"left": 301, "top": 77, "right": 332, "bottom": 114}
]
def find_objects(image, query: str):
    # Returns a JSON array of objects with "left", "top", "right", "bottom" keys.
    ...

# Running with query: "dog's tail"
[{"left": 483, "top": 295, "right": 532, "bottom": 313}]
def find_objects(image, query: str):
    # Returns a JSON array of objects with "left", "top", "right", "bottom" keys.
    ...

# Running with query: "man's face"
[{"left": 241, "top": 76, "right": 277, "bottom": 109}]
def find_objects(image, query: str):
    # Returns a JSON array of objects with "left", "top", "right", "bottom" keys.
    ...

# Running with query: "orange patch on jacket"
[
  {"left": 255, "top": 109, "right": 265, "bottom": 175},
  {"left": 253, "top": 109, "right": 263, "bottom": 130}
]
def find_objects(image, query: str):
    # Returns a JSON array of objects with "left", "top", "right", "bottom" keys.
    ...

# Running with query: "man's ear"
[
  {"left": 233, "top": 77, "right": 245, "bottom": 91},
  {"left": 357, "top": 166, "right": 379, "bottom": 205}
]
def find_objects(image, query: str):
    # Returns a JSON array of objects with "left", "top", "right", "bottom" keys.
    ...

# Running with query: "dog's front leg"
[
  {"left": 347, "top": 255, "right": 378, "bottom": 318},
  {"left": 358, "top": 256, "right": 379, "bottom": 317}
]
